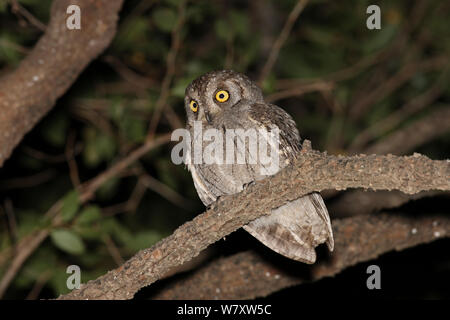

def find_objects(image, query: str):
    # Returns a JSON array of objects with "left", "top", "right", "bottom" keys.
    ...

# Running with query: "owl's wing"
[
  {"left": 246, "top": 102, "right": 302, "bottom": 166},
  {"left": 243, "top": 103, "right": 333, "bottom": 263},
  {"left": 187, "top": 162, "right": 217, "bottom": 206},
  {"left": 243, "top": 192, "right": 334, "bottom": 264}
]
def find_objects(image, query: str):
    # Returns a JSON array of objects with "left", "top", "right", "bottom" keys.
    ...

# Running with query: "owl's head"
[{"left": 184, "top": 70, "right": 264, "bottom": 126}]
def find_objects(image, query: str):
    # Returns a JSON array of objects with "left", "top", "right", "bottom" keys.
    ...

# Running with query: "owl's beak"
[{"left": 204, "top": 110, "right": 212, "bottom": 124}]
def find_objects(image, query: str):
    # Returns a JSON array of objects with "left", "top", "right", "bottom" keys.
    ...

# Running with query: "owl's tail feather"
[{"left": 243, "top": 192, "right": 334, "bottom": 264}]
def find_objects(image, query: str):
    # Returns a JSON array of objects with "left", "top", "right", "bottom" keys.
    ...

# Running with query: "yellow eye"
[
  {"left": 190, "top": 100, "right": 198, "bottom": 112},
  {"left": 215, "top": 90, "right": 229, "bottom": 102}
]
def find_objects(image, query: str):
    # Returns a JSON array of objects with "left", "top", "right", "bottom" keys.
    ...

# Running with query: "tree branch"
[
  {"left": 0, "top": 0, "right": 124, "bottom": 167},
  {"left": 151, "top": 212, "right": 449, "bottom": 299},
  {"left": 57, "top": 146, "right": 449, "bottom": 299}
]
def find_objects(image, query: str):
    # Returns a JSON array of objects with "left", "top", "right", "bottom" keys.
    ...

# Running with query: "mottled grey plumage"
[{"left": 184, "top": 70, "right": 334, "bottom": 263}]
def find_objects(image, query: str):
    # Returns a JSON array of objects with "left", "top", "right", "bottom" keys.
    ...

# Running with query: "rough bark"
[
  {"left": 57, "top": 147, "right": 449, "bottom": 299},
  {"left": 0, "top": 0, "right": 124, "bottom": 167},
  {"left": 151, "top": 212, "right": 449, "bottom": 299}
]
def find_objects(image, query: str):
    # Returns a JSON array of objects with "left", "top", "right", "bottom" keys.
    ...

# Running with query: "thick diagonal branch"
[
  {"left": 0, "top": 0, "right": 124, "bottom": 167},
  {"left": 57, "top": 147, "right": 449, "bottom": 300},
  {"left": 151, "top": 212, "right": 449, "bottom": 299}
]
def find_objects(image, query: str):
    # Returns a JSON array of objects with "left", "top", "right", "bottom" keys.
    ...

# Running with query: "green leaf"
[
  {"left": 61, "top": 191, "right": 80, "bottom": 222},
  {"left": 152, "top": 8, "right": 177, "bottom": 33},
  {"left": 50, "top": 229, "right": 85, "bottom": 255},
  {"left": 76, "top": 205, "right": 102, "bottom": 225}
]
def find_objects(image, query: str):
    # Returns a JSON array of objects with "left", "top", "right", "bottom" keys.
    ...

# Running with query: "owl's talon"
[
  {"left": 206, "top": 197, "right": 221, "bottom": 211},
  {"left": 242, "top": 181, "right": 255, "bottom": 189}
]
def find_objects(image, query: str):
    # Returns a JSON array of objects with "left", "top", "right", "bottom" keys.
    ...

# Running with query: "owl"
[{"left": 184, "top": 70, "right": 333, "bottom": 263}]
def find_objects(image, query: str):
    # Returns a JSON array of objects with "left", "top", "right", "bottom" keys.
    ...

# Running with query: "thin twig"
[
  {"left": 349, "top": 54, "right": 447, "bottom": 120},
  {"left": 119, "top": 0, "right": 156, "bottom": 30},
  {"left": 364, "top": 106, "right": 450, "bottom": 155},
  {"left": 0, "top": 230, "right": 49, "bottom": 299},
  {"left": 275, "top": 47, "right": 389, "bottom": 89},
  {"left": 25, "top": 271, "right": 52, "bottom": 300},
  {"left": 147, "top": 0, "right": 186, "bottom": 138},
  {"left": 103, "top": 55, "right": 158, "bottom": 90},
  {"left": 349, "top": 72, "right": 447, "bottom": 151},
  {"left": 102, "top": 176, "right": 147, "bottom": 216},
  {"left": 81, "top": 133, "right": 172, "bottom": 202},
  {"left": 22, "top": 145, "right": 83, "bottom": 164},
  {"left": 4, "top": 199, "right": 18, "bottom": 247},
  {"left": 0, "top": 38, "right": 30, "bottom": 55},
  {"left": 258, "top": 0, "right": 309, "bottom": 85},
  {"left": 102, "top": 234, "right": 125, "bottom": 266},
  {"left": 265, "top": 81, "right": 334, "bottom": 103},
  {"left": 10, "top": 0, "right": 47, "bottom": 32},
  {"left": 141, "top": 173, "right": 195, "bottom": 210},
  {"left": 65, "top": 131, "right": 81, "bottom": 190}
]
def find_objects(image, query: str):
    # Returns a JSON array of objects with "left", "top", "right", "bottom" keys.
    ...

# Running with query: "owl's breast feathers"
[
  {"left": 186, "top": 100, "right": 334, "bottom": 263},
  {"left": 187, "top": 102, "right": 302, "bottom": 204}
]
